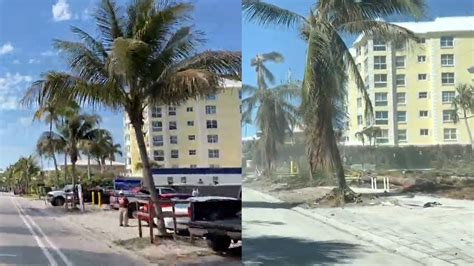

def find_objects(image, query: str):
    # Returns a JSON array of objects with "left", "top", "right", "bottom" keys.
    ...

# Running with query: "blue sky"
[
  {"left": 241, "top": 0, "right": 474, "bottom": 138},
  {"left": 0, "top": 0, "right": 241, "bottom": 169}
]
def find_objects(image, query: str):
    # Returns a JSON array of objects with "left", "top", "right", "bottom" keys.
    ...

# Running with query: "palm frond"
[
  {"left": 95, "top": 0, "right": 125, "bottom": 47},
  {"left": 242, "top": 0, "right": 308, "bottom": 28}
]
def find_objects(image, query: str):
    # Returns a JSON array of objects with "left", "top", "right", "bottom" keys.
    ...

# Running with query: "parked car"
[
  {"left": 187, "top": 197, "right": 241, "bottom": 252},
  {"left": 47, "top": 185, "right": 78, "bottom": 206}
]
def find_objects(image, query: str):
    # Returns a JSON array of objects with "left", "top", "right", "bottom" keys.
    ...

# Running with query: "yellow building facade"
[
  {"left": 346, "top": 17, "right": 474, "bottom": 146},
  {"left": 124, "top": 80, "right": 242, "bottom": 176}
]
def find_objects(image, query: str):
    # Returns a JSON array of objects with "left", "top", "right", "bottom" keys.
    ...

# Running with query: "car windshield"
[
  {"left": 159, "top": 188, "right": 176, "bottom": 194},
  {"left": 63, "top": 185, "right": 73, "bottom": 191}
]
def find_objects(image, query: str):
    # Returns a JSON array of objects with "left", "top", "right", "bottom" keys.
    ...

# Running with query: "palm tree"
[
  {"left": 452, "top": 84, "right": 474, "bottom": 149},
  {"left": 107, "top": 142, "right": 122, "bottom": 167},
  {"left": 12, "top": 156, "right": 40, "bottom": 194},
  {"left": 242, "top": 83, "right": 300, "bottom": 176},
  {"left": 36, "top": 131, "right": 66, "bottom": 185},
  {"left": 251, "top": 52, "right": 284, "bottom": 90},
  {"left": 243, "top": 0, "right": 425, "bottom": 201},
  {"left": 22, "top": 0, "right": 240, "bottom": 235}
]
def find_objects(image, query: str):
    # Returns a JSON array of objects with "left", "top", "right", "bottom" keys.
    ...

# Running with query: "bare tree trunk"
[
  {"left": 131, "top": 118, "right": 167, "bottom": 236},
  {"left": 463, "top": 110, "right": 474, "bottom": 150},
  {"left": 52, "top": 154, "right": 60, "bottom": 186},
  {"left": 64, "top": 154, "right": 68, "bottom": 184},
  {"left": 87, "top": 155, "right": 91, "bottom": 180}
]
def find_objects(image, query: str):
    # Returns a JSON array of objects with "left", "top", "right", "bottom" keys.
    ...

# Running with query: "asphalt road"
[
  {"left": 0, "top": 192, "right": 147, "bottom": 266},
  {"left": 242, "top": 187, "right": 421, "bottom": 266}
]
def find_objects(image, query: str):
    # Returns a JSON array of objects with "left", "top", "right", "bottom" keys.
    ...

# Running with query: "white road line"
[
  {"left": 0, "top": 254, "right": 17, "bottom": 257},
  {"left": 13, "top": 198, "right": 74, "bottom": 266},
  {"left": 11, "top": 198, "right": 58, "bottom": 266}
]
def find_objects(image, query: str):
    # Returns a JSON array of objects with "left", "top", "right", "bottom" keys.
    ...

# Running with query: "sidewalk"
[{"left": 246, "top": 187, "right": 474, "bottom": 265}]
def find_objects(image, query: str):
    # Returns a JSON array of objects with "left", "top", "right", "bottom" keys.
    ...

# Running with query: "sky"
[
  {"left": 241, "top": 0, "right": 474, "bottom": 139},
  {"left": 0, "top": 0, "right": 241, "bottom": 169}
]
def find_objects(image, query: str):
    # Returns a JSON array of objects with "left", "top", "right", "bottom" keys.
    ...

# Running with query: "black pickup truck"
[{"left": 187, "top": 196, "right": 241, "bottom": 252}]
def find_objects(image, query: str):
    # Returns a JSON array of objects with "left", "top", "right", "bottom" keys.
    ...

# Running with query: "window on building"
[
  {"left": 168, "top": 106, "right": 176, "bottom": 116},
  {"left": 376, "top": 129, "right": 389, "bottom": 144},
  {"left": 419, "top": 110, "right": 428, "bottom": 118},
  {"left": 167, "top": 176, "right": 173, "bottom": 185},
  {"left": 417, "top": 38, "right": 426, "bottom": 44},
  {"left": 209, "top": 164, "right": 220, "bottom": 168},
  {"left": 125, "top": 134, "right": 130, "bottom": 141},
  {"left": 418, "top": 92, "right": 428, "bottom": 99},
  {"left": 180, "top": 176, "right": 186, "bottom": 184},
  {"left": 208, "top": 149, "right": 219, "bottom": 158},
  {"left": 374, "top": 74, "right": 387, "bottom": 87},
  {"left": 187, "top": 121, "right": 194, "bottom": 126},
  {"left": 212, "top": 176, "right": 219, "bottom": 185},
  {"left": 364, "top": 58, "right": 368, "bottom": 73},
  {"left": 205, "top": 105, "right": 217, "bottom": 114},
  {"left": 207, "top": 134, "right": 218, "bottom": 143},
  {"left": 364, "top": 42, "right": 368, "bottom": 55},
  {"left": 442, "top": 91, "right": 455, "bottom": 103},
  {"left": 206, "top": 120, "right": 218, "bottom": 129},
  {"left": 441, "top": 73, "right": 455, "bottom": 85},
  {"left": 153, "top": 136, "right": 163, "bottom": 146},
  {"left": 357, "top": 115, "right": 363, "bottom": 125},
  {"left": 171, "top": 150, "right": 179, "bottom": 159},
  {"left": 396, "top": 74, "right": 405, "bottom": 86},
  {"left": 357, "top": 98, "right": 362, "bottom": 108},
  {"left": 420, "top": 129, "right": 429, "bottom": 136},
  {"left": 364, "top": 75, "right": 369, "bottom": 90},
  {"left": 397, "top": 111, "right": 406, "bottom": 123},
  {"left": 153, "top": 150, "right": 164, "bottom": 161},
  {"left": 394, "top": 40, "right": 405, "bottom": 50},
  {"left": 188, "top": 135, "right": 195, "bottom": 141},
  {"left": 398, "top": 130, "right": 407, "bottom": 142},
  {"left": 374, "top": 56, "right": 386, "bottom": 69},
  {"left": 239, "top": 90, "right": 242, "bottom": 99},
  {"left": 170, "top": 135, "right": 178, "bottom": 144},
  {"left": 151, "top": 106, "right": 162, "bottom": 118},
  {"left": 396, "top": 93, "right": 406, "bottom": 105},
  {"left": 417, "top": 56, "right": 426, "bottom": 63},
  {"left": 206, "top": 94, "right": 217, "bottom": 100},
  {"left": 375, "top": 93, "right": 388, "bottom": 106},
  {"left": 444, "top": 128, "right": 457, "bottom": 140},
  {"left": 375, "top": 111, "right": 388, "bottom": 125},
  {"left": 186, "top": 107, "right": 193, "bottom": 112},
  {"left": 356, "top": 47, "right": 361, "bottom": 56},
  {"left": 169, "top": 121, "right": 177, "bottom": 130},
  {"left": 190, "top": 164, "right": 197, "bottom": 168},
  {"left": 440, "top": 36, "right": 454, "bottom": 48},
  {"left": 126, "top": 145, "right": 130, "bottom": 152},
  {"left": 127, "top": 157, "right": 131, "bottom": 165},
  {"left": 189, "top": 150, "right": 196, "bottom": 155},
  {"left": 373, "top": 38, "right": 386, "bottom": 51},
  {"left": 152, "top": 121, "right": 162, "bottom": 132},
  {"left": 395, "top": 56, "right": 405, "bottom": 68},
  {"left": 443, "top": 110, "right": 455, "bottom": 122},
  {"left": 441, "top": 54, "right": 454, "bottom": 66},
  {"left": 418, "top": 74, "right": 427, "bottom": 81}
]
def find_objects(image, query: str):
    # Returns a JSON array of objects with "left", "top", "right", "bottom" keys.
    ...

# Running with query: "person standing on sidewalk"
[{"left": 118, "top": 191, "right": 129, "bottom": 227}]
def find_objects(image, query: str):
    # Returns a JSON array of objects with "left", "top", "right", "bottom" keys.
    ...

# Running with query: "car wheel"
[
  {"left": 54, "top": 197, "right": 65, "bottom": 206},
  {"left": 207, "top": 235, "right": 231, "bottom": 252}
]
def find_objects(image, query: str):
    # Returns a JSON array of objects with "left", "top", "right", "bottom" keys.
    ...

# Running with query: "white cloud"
[
  {"left": 13, "top": 60, "right": 20, "bottom": 64},
  {"left": 0, "top": 72, "right": 33, "bottom": 110},
  {"left": 0, "top": 43, "right": 14, "bottom": 55},
  {"left": 28, "top": 58, "right": 40, "bottom": 64},
  {"left": 40, "top": 51, "right": 58, "bottom": 57},
  {"left": 18, "top": 116, "right": 33, "bottom": 126},
  {"left": 52, "top": 0, "right": 72, "bottom": 22}
]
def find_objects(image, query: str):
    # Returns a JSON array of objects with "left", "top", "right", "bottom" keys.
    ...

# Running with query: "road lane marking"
[
  {"left": 11, "top": 198, "right": 58, "bottom": 266},
  {"left": 0, "top": 254, "right": 17, "bottom": 257},
  {"left": 13, "top": 198, "right": 73, "bottom": 266}
]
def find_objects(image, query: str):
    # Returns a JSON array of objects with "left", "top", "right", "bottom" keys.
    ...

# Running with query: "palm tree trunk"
[
  {"left": 52, "top": 154, "right": 60, "bottom": 186},
  {"left": 64, "top": 154, "right": 68, "bottom": 184},
  {"left": 87, "top": 155, "right": 91, "bottom": 180},
  {"left": 131, "top": 118, "right": 167, "bottom": 236},
  {"left": 463, "top": 110, "right": 474, "bottom": 149},
  {"left": 49, "top": 120, "right": 60, "bottom": 186}
]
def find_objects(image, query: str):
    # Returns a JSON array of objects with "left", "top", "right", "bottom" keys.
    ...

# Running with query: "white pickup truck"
[{"left": 47, "top": 185, "right": 76, "bottom": 206}]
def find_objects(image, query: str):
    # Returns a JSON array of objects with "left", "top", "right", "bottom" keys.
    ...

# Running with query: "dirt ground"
[{"left": 243, "top": 174, "right": 474, "bottom": 206}]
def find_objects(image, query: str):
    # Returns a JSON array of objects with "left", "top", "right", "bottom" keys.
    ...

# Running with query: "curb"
[{"left": 244, "top": 188, "right": 452, "bottom": 266}]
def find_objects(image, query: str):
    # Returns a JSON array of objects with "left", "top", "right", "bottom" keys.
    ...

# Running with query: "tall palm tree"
[
  {"left": 243, "top": 0, "right": 425, "bottom": 200},
  {"left": 22, "top": 0, "right": 240, "bottom": 235},
  {"left": 12, "top": 156, "right": 40, "bottom": 194},
  {"left": 452, "top": 83, "right": 474, "bottom": 149},
  {"left": 243, "top": 52, "right": 299, "bottom": 176},
  {"left": 107, "top": 142, "right": 123, "bottom": 167}
]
